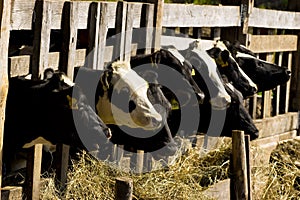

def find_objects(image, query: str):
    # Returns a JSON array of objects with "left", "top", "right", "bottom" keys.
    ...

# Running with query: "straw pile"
[
  {"left": 252, "top": 139, "right": 300, "bottom": 200},
  {"left": 40, "top": 141, "right": 231, "bottom": 200}
]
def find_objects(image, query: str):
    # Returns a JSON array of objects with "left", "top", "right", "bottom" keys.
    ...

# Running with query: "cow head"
[
  {"left": 222, "top": 40, "right": 291, "bottom": 92},
  {"left": 178, "top": 48, "right": 231, "bottom": 110},
  {"left": 96, "top": 61, "right": 162, "bottom": 130},
  {"left": 207, "top": 42, "right": 258, "bottom": 98}
]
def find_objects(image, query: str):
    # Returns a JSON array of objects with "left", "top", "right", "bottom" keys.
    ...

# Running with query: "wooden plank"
[
  {"left": 113, "top": 1, "right": 127, "bottom": 61},
  {"left": 151, "top": 0, "right": 163, "bottom": 51},
  {"left": 115, "top": 177, "right": 133, "bottom": 200},
  {"left": 240, "top": 0, "right": 254, "bottom": 34},
  {"left": 135, "top": 150, "right": 144, "bottom": 174},
  {"left": 244, "top": 135, "right": 252, "bottom": 200},
  {"left": 31, "top": 0, "right": 52, "bottom": 79},
  {"left": 55, "top": 144, "right": 70, "bottom": 187},
  {"left": 9, "top": 55, "right": 30, "bottom": 77},
  {"left": 285, "top": 52, "right": 292, "bottom": 113},
  {"left": 274, "top": 52, "right": 283, "bottom": 116},
  {"left": 10, "top": 0, "right": 35, "bottom": 30},
  {"left": 59, "top": 1, "right": 78, "bottom": 79},
  {"left": 162, "top": 4, "right": 240, "bottom": 27},
  {"left": 0, "top": 0, "right": 11, "bottom": 192},
  {"left": 124, "top": 3, "right": 135, "bottom": 62},
  {"left": 204, "top": 179, "right": 230, "bottom": 200},
  {"left": 138, "top": 4, "right": 154, "bottom": 54},
  {"left": 230, "top": 130, "right": 248, "bottom": 200},
  {"left": 248, "top": 7, "right": 300, "bottom": 29},
  {"left": 254, "top": 112, "right": 298, "bottom": 138},
  {"left": 248, "top": 35, "right": 298, "bottom": 53},
  {"left": 24, "top": 144, "right": 43, "bottom": 200},
  {"left": 86, "top": 2, "right": 100, "bottom": 69},
  {"left": 261, "top": 54, "right": 273, "bottom": 118},
  {"left": 1, "top": 186, "right": 22, "bottom": 200}
]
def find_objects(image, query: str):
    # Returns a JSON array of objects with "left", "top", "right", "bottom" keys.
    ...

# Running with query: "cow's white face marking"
[
  {"left": 191, "top": 49, "right": 231, "bottom": 110},
  {"left": 97, "top": 61, "right": 162, "bottom": 130}
]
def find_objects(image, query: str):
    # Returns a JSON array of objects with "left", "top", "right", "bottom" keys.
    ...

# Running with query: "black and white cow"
[
  {"left": 219, "top": 40, "right": 291, "bottom": 92},
  {"left": 74, "top": 61, "right": 163, "bottom": 130},
  {"left": 3, "top": 70, "right": 112, "bottom": 174},
  {"left": 74, "top": 61, "right": 177, "bottom": 158},
  {"left": 205, "top": 44, "right": 258, "bottom": 98}
]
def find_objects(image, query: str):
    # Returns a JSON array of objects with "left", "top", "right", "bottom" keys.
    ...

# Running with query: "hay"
[
  {"left": 40, "top": 140, "right": 231, "bottom": 200},
  {"left": 252, "top": 139, "right": 300, "bottom": 200}
]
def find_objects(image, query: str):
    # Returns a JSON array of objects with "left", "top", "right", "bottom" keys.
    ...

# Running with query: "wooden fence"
[{"left": 0, "top": 0, "right": 299, "bottom": 199}]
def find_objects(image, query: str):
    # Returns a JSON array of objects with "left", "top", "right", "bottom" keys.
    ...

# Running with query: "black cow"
[
  {"left": 131, "top": 49, "right": 259, "bottom": 141},
  {"left": 3, "top": 70, "right": 111, "bottom": 174},
  {"left": 221, "top": 40, "right": 291, "bottom": 92},
  {"left": 205, "top": 45, "right": 258, "bottom": 98}
]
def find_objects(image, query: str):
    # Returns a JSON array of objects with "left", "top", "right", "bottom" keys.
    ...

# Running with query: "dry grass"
[
  {"left": 36, "top": 138, "right": 300, "bottom": 199},
  {"left": 40, "top": 140, "right": 231, "bottom": 200},
  {"left": 252, "top": 139, "right": 300, "bottom": 200}
]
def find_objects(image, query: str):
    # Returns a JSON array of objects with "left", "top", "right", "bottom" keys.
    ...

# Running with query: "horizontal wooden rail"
[
  {"left": 249, "top": 7, "right": 300, "bottom": 29},
  {"left": 11, "top": 1, "right": 150, "bottom": 30},
  {"left": 162, "top": 4, "right": 240, "bottom": 27},
  {"left": 248, "top": 35, "right": 298, "bottom": 53}
]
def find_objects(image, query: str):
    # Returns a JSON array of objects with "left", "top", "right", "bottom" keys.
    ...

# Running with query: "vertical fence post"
[
  {"left": 115, "top": 177, "right": 133, "bottom": 200},
  {"left": 230, "top": 130, "right": 248, "bottom": 200},
  {"left": 31, "top": 0, "right": 52, "bottom": 80},
  {"left": 244, "top": 135, "right": 252, "bottom": 200},
  {"left": 60, "top": 1, "right": 78, "bottom": 79},
  {"left": 0, "top": 0, "right": 11, "bottom": 194},
  {"left": 25, "top": 144, "right": 43, "bottom": 200},
  {"left": 135, "top": 150, "right": 144, "bottom": 174}
]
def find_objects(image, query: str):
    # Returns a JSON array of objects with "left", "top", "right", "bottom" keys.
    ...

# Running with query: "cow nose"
[
  {"left": 151, "top": 117, "right": 161, "bottom": 127},
  {"left": 129, "top": 100, "right": 136, "bottom": 113},
  {"left": 286, "top": 69, "right": 291, "bottom": 76}
]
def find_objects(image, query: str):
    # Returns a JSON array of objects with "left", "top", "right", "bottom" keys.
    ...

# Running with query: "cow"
[
  {"left": 204, "top": 44, "right": 258, "bottom": 98},
  {"left": 219, "top": 40, "right": 291, "bottom": 92},
  {"left": 73, "top": 61, "right": 163, "bottom": 131},
  {"left": 3, "top": 69, "right": 112, "bottom": 175},
  {"left": 172, "top": 47, "right": 258, "bottom": 140}
]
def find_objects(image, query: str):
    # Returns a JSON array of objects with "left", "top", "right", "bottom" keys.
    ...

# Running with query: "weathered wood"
[
  {"left": 55, "top": 144, "right": 70, "bottom": 187},
  {"left": 231, "top": 130, "right": 248, "bottom": 200},
  {"left": 248, "top": 35, "right": 298, "bottom": 53},
  {"left": 113, "top": 1, "right": 127, "bottom": 61},
  {"left": 31, "top": 0, "right": 52, "bottom": 79},
  {"left": 115, "top": 177, "right": 133, "bottom": 200},
  {"left": 261, "top": 54, "right": 273, "bottom": 118},
  {"left": 135, "top": 150, "right": 144, "bottom": 174},
  {"left": 59, "top": 1, "right": 78, "bottom": 79},
  {"left": 254, "top": 112, "right": 298, "bottom": 138},
  {"left": 244, "top": 135, "right": 252, "bottom": 200},
  {"left": 145, "top": 0, "right": 163, "bottom": 51},
  {"left": 274, "top": 52, "right": 283, "bottom": 116},
  {"left": 124, "top": 3, "right": 135, "bottom": 62},
  {"left": 138, "top": 4, "right": 154, "bottom": 54},
  {"left": 1, "top": 186, "right": 22, "bottom": 200},
  {"left": 86, "top": 2, "right": 100, "bottom": 69},
  {"left": 285, "top": 52, "right": 292, "bottom": 113},
  {"left": 0, "top": 0, "right": 11, "bottom": 193},
  {"left": 249, "top": 7, "right": 300, "bottom": 30},
  {"left": 9, "top": 55, "right": 30, "bottom": 77},
  {"left": 240, "top": 0, "right": 254, "bottom": 34},
  {"left": 96, "top": 3, "right": 109, "bottom": 70},
  {"left": 162, "top": 4, "right": 239, "bottom": 27},
  {"left": 204, "top": 179, "right": 230, "bottom": 200},
  {"left": 25, "top": 144, "right": 43, "bottom": 200}
]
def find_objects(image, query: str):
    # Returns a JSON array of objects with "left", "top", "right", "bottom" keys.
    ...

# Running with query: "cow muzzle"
[{"left": 210, "top": 94, "right": 231, "bottom": 110}]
